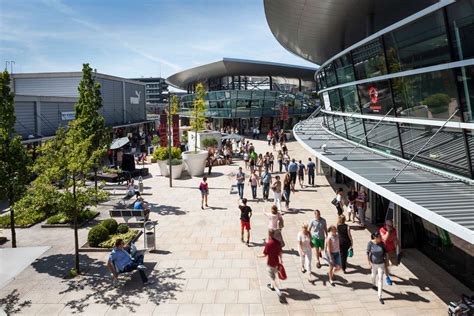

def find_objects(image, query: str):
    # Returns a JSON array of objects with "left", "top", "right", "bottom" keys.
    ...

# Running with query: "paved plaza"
[{"left": 0, "top": 139, "right": 470, "bottom": 315}]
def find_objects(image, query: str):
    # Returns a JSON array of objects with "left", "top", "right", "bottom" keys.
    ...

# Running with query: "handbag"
[
  {"left": 348, "top": 247, "right": 353, "bottom": 258},
  {"left": 331, "top": 197, "right": 338, "bottom": 206},
  {"left": 277, "top": 263, "right": 287, "bottom": 280}
]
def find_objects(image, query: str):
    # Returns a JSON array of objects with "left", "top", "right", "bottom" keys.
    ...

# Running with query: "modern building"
[
  {"left": 166, "top": 58, "right": 318, "bottom": 133},
  {"left": 265, "top": 0, "right": 474, "bottom": 288},
  {"left": 130, "top": 77, "right": 169, "bottom": 114},
  {"left": 11, "top": 72, "right": 153, "bottom": 148}
]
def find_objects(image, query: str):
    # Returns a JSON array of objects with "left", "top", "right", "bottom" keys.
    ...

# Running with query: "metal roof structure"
[
  {"left": 293, "top": 116, "right": 474, "bottom": 244},
  {"left": 263, "top": 0, "right": 441, "bottom": 65},
  {"left": 166, "top": 58, "right": 317, "bottom": 90}
]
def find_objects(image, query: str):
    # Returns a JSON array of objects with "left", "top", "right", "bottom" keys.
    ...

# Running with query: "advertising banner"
[
  {"left": 159, "top": 113, "right": 168, "bottom": 147},
  {"left": 172, "top": 114, "right": 180, "bottom": 148},
  {"left": 280, "top": 105, "right": 289, "bottom": 121}
]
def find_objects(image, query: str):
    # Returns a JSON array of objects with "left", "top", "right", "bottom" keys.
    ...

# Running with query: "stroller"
[{"left": 448, "top": 294, "right": 474, "bottom": 315}]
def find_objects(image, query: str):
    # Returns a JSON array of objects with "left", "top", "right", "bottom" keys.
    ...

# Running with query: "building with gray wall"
[{"left": 11, "top": 72, "right": 147, "bottom": 141}]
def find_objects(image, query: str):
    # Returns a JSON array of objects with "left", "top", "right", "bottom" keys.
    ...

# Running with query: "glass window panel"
[
  {"left": 324, "top": 63, "right": 337, "bottom": 87},
  {"left": 357, "top": 80, "right": 394, "bottom": 115},
  {"left": 392, "top": 69, "right": 460, "bottom": 121},
  {"left": 466, "top": 130, "right": 474, "bottom": 177},
  {"left": 352, "top": 38, "right": 387, "bottom": 80},
  {"left": 456, "top": 65, "right": 474, "bottom": 122},
  {"left": 333, "top": 115, "right": 347, "bottom": 137},
  {"left": 334, "top": 54, "right": 355, "bottom": 84},
  {"left": 447, "top": 0, "right": 474, "bottom": 61},
  {"left": 364, "top": 120, "right": 402, "bottom": 155},
  {"left": 345, "top": 117, "right": 365, "bottom": 142},
  {"left": 384, "top": 11, "right": 450, "bottom": 73},
  {"left": 328, "top": 89, "right": 342, "bottom": 111},
  {"left": 399, "top": 123, "right": 470, "bottom": 177},
  {"left": 340, "top": 86, "right": 360, "bottom": 113}
]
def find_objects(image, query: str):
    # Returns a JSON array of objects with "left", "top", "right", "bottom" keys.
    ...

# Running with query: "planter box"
[
  {"left": 79, "top": 230, "right": 142, "bottom": 252},
  {"left": 167, "top": 162, "right": 183, "bottom": 179},
  {"left": 157, "top": 160, "right": 169, "bottom": 177},
  {"left": 182, "top": 150, "right": 208, "bottom": 177},
  {"left": 41, "top": 212, "right": 99, "bottom": 228}
]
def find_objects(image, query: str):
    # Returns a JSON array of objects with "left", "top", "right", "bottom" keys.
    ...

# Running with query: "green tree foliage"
[
  {"left": 0, "top": 70, "right": 31, "bottom": 247},
  {"left": 170, "top": 95, "right": 180, "bottom": 115},
  {"left": 190, "top": 83, "right": 207, "bottom": 152}
]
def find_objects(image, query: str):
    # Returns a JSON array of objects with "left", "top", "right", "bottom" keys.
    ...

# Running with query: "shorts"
[
  {"left": 330, "top": 252, "right": 341, "bottom": 266},
  {"left": 241, "top": 221, "right": 251, "bottom": 230},
  {"left": 311, "top": 236, "right": 325, "bottom": 249},
  {"left": 298, "top": 174, "right": 304, "bottom": 180},
  {"left": 200, "top": 189, "right": 208, "bottom": 197},
  {"left": 387, "top": 250, "right": 399, "bottom": 266},
  {"left": 267, "top": 265, "right": 278, "bottom": 280}
]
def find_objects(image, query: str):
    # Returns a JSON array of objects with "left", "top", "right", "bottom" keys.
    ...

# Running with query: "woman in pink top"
[
  {"left": 263, "top": 205, "right": 285, "bottom": 247},
  {"left": 199, "top": 176, "right": 209, "bottom": 210}
]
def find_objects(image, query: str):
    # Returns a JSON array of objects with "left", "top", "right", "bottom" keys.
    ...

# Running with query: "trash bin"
[
  {"left": 138, "top": 176, "right": 144, "bottom": 194},
  {"left": 144, "top": 220, "right": 156, "bottom": 251}
]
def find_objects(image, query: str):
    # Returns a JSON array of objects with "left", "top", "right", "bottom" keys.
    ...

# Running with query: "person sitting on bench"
[
  {"left": 107, "top": 239, "right": 152, "bottom": 285},
  {"left": 133, "top": 196, "right": 150, "bottom": 218}
]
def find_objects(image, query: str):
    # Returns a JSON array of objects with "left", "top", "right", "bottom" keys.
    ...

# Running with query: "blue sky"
[{"left": 0, "top": 0, "right": 315, "bottom": 80}]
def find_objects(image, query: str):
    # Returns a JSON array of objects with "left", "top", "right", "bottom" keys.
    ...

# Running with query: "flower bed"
[
  {"left": 79, "top": 219, "right": 141, "bottom": 252},
  {"left": 41, "top": 209, "right": 100, "bottom": 228}
]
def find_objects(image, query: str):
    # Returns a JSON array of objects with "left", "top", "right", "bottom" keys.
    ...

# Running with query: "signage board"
[
  {"left": 322, "top": 92, "right": 331, "bottom": 110},
  {"left": 172, "top": 114, "right": 180, "bottom": 148},
  {"left": 61, "top": 111, "right": 75, "bottom": 121},
  {"left": 159, "top": 113, "right": 168, "bottom": 147}
]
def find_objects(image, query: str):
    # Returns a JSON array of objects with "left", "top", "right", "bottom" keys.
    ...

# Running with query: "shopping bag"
[
  {"left": 348, "top": 248, "right": 353, "bottom": 258},
  {"left": 277, "top": 263, "right": 287, "bottom": 280}
]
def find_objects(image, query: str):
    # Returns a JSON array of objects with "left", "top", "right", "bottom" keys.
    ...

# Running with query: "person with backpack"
[
  {"left": 238, "top": 198, "right": 252, "bottom": 245},
  {"left": 199, "top": 176, "right": 209, "bottom": 210},
  {"left": 367, "top": 232, "right": 388, "bottom": 304}
]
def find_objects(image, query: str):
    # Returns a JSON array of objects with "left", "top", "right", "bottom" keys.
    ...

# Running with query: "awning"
[
  {"left": 110, "top": 137, "right": 130, "bottom": 150},
  {"left": 293, "top": 116, "right": 474, "bottom": 244}
]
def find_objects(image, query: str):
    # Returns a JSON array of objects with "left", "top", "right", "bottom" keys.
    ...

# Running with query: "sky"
[{"left": 0, "top": 0, "right": 316, "bottom": 81}]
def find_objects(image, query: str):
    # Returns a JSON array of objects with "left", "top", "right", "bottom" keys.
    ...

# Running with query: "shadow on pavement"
[
  {"left": 150, "top": 204, "right": 187, "bottom": 216},
  {"left": 281, "top": 287, "right": 320, "bottom": 301},
  {"left": 0, "top": 289, "right": 32, "bottom": 315}
]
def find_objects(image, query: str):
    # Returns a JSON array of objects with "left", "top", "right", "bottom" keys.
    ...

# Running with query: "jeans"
[
  {"left": 122, "top": 254, "right": 148, "bottom": 283},
  {"left": 358, "top": 207, "right": 366, "bottom": 225},
  {"left": 289, "top": 172, "right": 297, "bottom": 185},
  {"left": 284, "top": 163, "right": 288, "bottom": 172},
  {"left": 371, "top": 263, "right": 385, "bottom": 298},
  {"left": 283, "top": 188, "right": 291, "bottom": 208},
  {"left": 237, "top": 183, "right": 244, "bottom": 199},
  {"left": 251, "top": 185, "right": 257, "bottom": 199},
  {"left": 308, "top": 172, "right": 315, "bottom": 186},
  {"left": 262, "top": 183, "right": 270, "bottom": 200},
  {"left": 273, "top": 192, "right": 282, "bottom": 211},
  {"left": 278, "top": 160, "right": 283, "bottom": 172}
]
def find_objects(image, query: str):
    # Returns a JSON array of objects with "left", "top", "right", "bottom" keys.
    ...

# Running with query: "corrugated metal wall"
[
  {"left": 15, "top": 77, "right": 81, "bottom": 97},
  {"left": 14, "top": 102, "right": 36, "bottom": 138},
  {"left": 97, "top": 78, "right": 124, "bottom": 125},
  {"left": 124, "top": 82, "right": 146, "bottom": 123},
  {"left": 40, "top": 102, "right": 75, "bottom": 136}
]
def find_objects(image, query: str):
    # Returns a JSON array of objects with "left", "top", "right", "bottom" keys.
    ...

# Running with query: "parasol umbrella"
[
  {"left": 110, "top": 137, "right": 130, "bottom": 150},
  {"left": 221, "top": 133, "right": 243, "bottom": 141}
]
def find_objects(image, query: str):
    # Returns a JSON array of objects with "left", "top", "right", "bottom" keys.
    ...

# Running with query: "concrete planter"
[
  {"left": 167, "top": 161, "right": 184, "bottom": 179},
  {"left": 182, "top": 150, "right": 208, "bottom": 177},
  {"left": 157, "top": 160, "right": 169, "bottom": 177}
]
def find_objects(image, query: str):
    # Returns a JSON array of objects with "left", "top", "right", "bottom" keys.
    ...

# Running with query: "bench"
[
  {"left": 108, "top": 249, "right": 147, "bottom": 286},
  {"left": 109, "top": 209, "right": 149, "bottom": 225}
]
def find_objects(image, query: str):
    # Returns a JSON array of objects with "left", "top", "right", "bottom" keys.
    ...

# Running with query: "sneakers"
[
  {"left": 316, "top": 262, "right": 321, "bottom": 269},
  {"left": 372, "top": 285, "right": 377, "bottom": 291},
  {"left": 137, "top": 265, "right": 146, "bottom": 270},
  {"left": 267, "top": 283, "right": 275, "bottom": 291},
  {"left": 386, "top": 276, "right": 393, "bottom": 286},
  {"left": 379, "top": 297, "right": 384, "bottom": 304},
  {"left": 143, "top": 280, "right": 155, "bottom": 286}
]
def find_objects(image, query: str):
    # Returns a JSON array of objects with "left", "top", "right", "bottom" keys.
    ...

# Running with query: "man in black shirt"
[
  {"left": 347, "top": 186, "right": 358, "bottom": 222},
  {"left": 239, "top": 198, "right": 252, "bottom": 245}
]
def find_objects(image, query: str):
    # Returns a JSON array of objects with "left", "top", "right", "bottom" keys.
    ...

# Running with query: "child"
[
  {"left": 239, "top": 198, "right": 252, "bottom": 245},
  {"left": 199, "top": 176, "right": 209, "bottom": 210}
]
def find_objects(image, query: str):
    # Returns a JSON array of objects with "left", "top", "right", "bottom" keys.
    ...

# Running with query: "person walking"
[
  {"left": 309, "top": 209, "right": 327, "bottom": 269},
  {"left": 337, "top": 215, "right": 353, "bottom": 273},
  {"left": 271, "top": 175, "right": 282, "bottom": 211},
  {"left": 249, "top": 170, "right": 260, "bottom": 200},
  {"left": 367, "top": 232, "right": 388, "bottom": 304},
  {"left": 271, "top": 135, "right": 277, "bottom": 151},
  {"left": 334, "top": 188, "right": 344, "bottom": 216},
  {"left": 261, "top": 168, "right": 272, "bottom": 201},
  {"left": 257, "top": 154, "right": 264, "bottom": 177},
  {"left": 307, "top": 158, "right": 316, "bottom": 187},
  {"left": 236, "top": 167, "right": 245, "bottom": 200},
  {"left": 277, "top": 150, "right": 283, "bottom": 173},
  {"left": 347, "top": 186, "right": 358, "bottom": 222},
  {"left": 282, "top": 173, "right": 294, "bottom": 212},
  {"left": 297, "top": 224, "right": 313, "bottom": 282},
  {"left": 355, "top": 188, "right": 368, "bottom": 227},
  {"left": 259, "top": 229, "right": 284, "bottom": 302},
  {"left": 239, "top": 198, "right": 252, "bottom": 245},
  {"left": 326, "top": 225, "right": 342, "bottom": 286},
  {"left": 267, "top": 129, "right": 273, "bottom": 146},
  {"left": 379, "top": 219, "right": 400, "bottom": 286},
  {"left": 288, "top": 159, "right": 297, "bottom": 185},
  {"left": 297, "top": 160, "right": 306, "bottom": 189},
  {"left": 199, "top": 176, "right": 209, "bottom": 210},
  {"left": 269, "top": 153, "right": 274, "bottom": 172},
  {"left": 283, "top": 152, "right": 290, "bottom": 172},
  {"left": 263, "top": 205, "right": 285, "bottom": 247}
]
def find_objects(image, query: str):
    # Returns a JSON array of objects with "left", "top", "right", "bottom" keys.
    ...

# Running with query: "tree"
[
  {"left": 74, "top": 64, "right": 110, "bottom": 193},
  {"left": 0, "top": 70, "right": 30, "bottom": 248},
  {"left": 190, "top": 83, "right": 207, "bottom": 152},
  {"left": 170, "top": 94, "right": 180, "bottom": 115}
]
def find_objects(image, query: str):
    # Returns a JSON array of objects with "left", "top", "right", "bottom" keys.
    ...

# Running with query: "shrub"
[
  {"left": 46, "top": 214, "right": 68, "bottom": 224},
  {"left": 99, "top": 229, "right": 138, "bottom": 248},
  {"left": 152, "top": 146, "right": 168, "bottom": 161},
  {"left": 88, "top": 225, "right": 109, "bottom": 247},
  {"left": 101, "top": 218, "right": 118, "bottom": 234},
  {"left": 167, "top": 158, "right": 183, "bottom": 166},
  {"left": 171, "top": 147, "right": 182, "bottom": 159},
  {"left": 117, "top": 223, "right": 129, "bottom": 234},
  {"left": 151, "top": 135, "right": 160, "bottom": 146},
  {"left": 94, "top": 189, "right": 110, "bottom": 202},
  {"left": 423, "top": 93, "right": 450, "bottom": 114},
  {"left": 202, "top": 137, "right": 218, "bottom": 149},
  {"left": 46, "top": 209, "right": 98, "bottom": 225}
]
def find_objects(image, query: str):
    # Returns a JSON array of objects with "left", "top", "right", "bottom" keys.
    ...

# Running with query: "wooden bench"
[{"left": 109, "top": 209, "right": 149, "bottom": 225}]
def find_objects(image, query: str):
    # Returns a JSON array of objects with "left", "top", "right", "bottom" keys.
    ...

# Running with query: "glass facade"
[
  {"left": 357, "top": 80, "right": 393, "bottom": 115},
  {"left": 352, "top": 38, "right": 387, "bottom": 80},
  {"left": 447, "top": 0, "right": 474, "bottom": 61}
]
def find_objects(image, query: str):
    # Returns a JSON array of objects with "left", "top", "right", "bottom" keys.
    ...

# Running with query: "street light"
[{"left": 167, "top": 93, "right": 172, "bottom": 187}]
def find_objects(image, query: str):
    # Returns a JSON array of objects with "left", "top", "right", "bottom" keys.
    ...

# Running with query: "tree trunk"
[
  {"left": 72, "top": 176, "right": 80, "bottom": 274},
  {"left": 9, "top": 200, "right": 16, "bottom": 248}
]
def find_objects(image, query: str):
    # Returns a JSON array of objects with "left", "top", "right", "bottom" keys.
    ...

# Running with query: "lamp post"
[{"left": 167, "top": 93, "right": 172, "bottom": 187}]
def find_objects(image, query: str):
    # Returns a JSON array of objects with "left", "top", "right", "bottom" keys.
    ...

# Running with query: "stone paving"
[{"left": 0, "top": 138, "right": 471, "bottom": 315}]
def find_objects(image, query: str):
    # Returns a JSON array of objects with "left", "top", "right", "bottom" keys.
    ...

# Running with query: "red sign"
[
  {"left": 369, "top": 86, "right": 378, "bottom": 104},
  {"left": 172, "top": 114, "right": 180, "bottom": 148},
  {"left": 159, "top": 113, "right": 168, "bottom": 147}
]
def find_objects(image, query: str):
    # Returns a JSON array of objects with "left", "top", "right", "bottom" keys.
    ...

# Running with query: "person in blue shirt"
[
  {"left": 107, "top": 239, "right": 152, "bottom": 285},
  {"left": 288, "top": 159, "right": 298, "bottom": 186},
  {"left": 297, "top": 160, "right": 306, "bottom": 189},
  {"left": 307, "top": 158, "right": 316, "bottom": 187},
  {"left": 133, "top": 196, "right": 150, "bottom": 218}
]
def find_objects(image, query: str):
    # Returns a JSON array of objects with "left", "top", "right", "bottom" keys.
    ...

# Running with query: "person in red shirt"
[
  {"left": 199, "top": 177, "right": 209, "bottom": 210},
  {"left": 259, "top": 229, "right": 283, "bottom": 301},
  {"left": 379, "top": 219, "right": 400, "bottom": 286}
]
